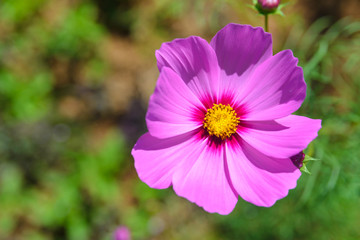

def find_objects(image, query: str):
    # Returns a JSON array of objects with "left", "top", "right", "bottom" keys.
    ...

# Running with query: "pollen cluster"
[{"left": 203, "top": 103, "right": 240, "bottom": 140}]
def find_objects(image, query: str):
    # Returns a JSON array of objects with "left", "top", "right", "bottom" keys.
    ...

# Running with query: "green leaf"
[
  {"left": 300, "top": 164, "right": 311, "bottom": 174},
  {"left": 300, "top": 155, "right": 321, "bottom": 174},
  {"left": 304, "top": 155, "right": 320, "bottom": 163}
]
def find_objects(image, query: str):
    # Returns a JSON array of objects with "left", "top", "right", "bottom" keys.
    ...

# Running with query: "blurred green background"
[{"left": 0, "top": 0, "right": 359, "bottom": 239}]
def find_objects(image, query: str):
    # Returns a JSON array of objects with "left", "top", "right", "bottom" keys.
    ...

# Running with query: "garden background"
[{"left": 0, "top": 0, "right": 359, "bottom": 239}]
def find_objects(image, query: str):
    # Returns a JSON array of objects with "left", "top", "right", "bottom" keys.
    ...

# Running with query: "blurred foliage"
[{"left": 0, "top": 0, "right": 359, "bottom": 240}]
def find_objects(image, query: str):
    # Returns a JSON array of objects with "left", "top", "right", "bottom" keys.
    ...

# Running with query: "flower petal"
[
  {"left": 156, "top": 36, "right": 220, "bottom": 103},
  {"left": 226, "top": 137, "right": 301, "bottom": 207},
  {"left": 172, "top": 139, "right": 238, "bottom": 215},
  {"left": 238, "top": 50, "right": 306, "bottom": 120},
  {"left": 210, "top": 24, "right": 272, "bottom": 97},
  {"left": 132, "top": 131, "right": 203, "bottom": 189},
  {"left": 146, "top": 67, "right": 205, "bottom": 139},
  {"left": 239, "top": 115, "right": 322, "bottom": 158}
]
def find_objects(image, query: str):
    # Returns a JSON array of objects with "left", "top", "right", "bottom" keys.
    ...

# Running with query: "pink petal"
[
  {"left": 226, "top": 137, "right": 301, "bottom": 207},
  {"left": 146, "top": 67, "right": 205, "bottom": 139},
  {"left": 132, "top": 131, "right": 203, "bottom": 189},
  {"left": 210, "top": 24, "right": 272, "bottom": 98},
  {"left": 172, "top": 140, "right": 238, "bottom": 215},
  {"left": 239, "top": 115, "right": 322, "bottom": 158},
  {"left": 156, "top": 36, "right": 220, "bottom": 104},
  {"left": 238, "top": 50, "right": 306, "bottom": 120},
  {"left": 114, "top": 226, "right": 131, "bottom": 240}
]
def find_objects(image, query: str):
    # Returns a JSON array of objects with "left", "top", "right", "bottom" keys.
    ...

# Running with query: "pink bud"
[
  {"left": 290, "top": 152, "right": 305, "bottom": 169},
  {"left": 257, "top": 0, "right": 280, "bottom": 10},
  {"left": 114, "top": 226, "right": 131, "bottom": 240}
]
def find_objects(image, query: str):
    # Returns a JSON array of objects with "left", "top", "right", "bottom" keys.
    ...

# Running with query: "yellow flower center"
[{"left": 203, "top": 103, "right": 240, "bottom": 140}]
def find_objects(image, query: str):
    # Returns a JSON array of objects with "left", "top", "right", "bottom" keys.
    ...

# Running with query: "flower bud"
[
  {"left": 290, "top": 151, "right": 305, "bottom": 169},
  {"left": 256, "top": 0, "right": 280, "bottom": 14}
]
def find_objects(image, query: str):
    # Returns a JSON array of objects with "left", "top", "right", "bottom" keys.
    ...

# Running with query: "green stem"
[{"left": 264, "top": 14, "right": 268, "bottom": 32}]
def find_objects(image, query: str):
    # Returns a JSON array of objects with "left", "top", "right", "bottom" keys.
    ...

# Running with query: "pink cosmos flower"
[
  {"left": 114, "top": 226, "right": 131, "bottom": 240},
  {"left": 132, "top": 24, "right": 321, "bottom": 215}
]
